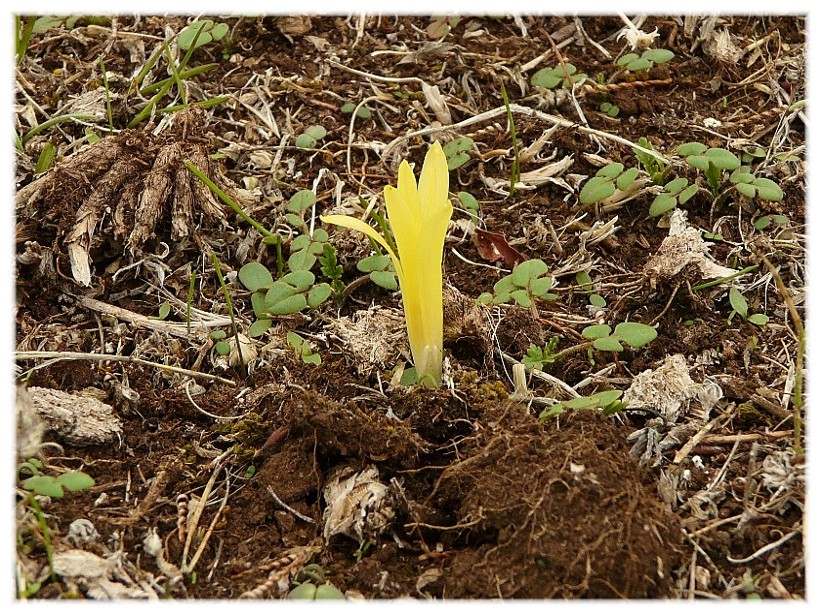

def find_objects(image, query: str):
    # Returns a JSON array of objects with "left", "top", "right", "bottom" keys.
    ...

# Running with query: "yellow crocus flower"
[{"left": 321, "top": 141, "right": 453, "bottom": 385}]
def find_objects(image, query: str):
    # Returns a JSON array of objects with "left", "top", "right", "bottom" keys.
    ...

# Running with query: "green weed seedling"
[
  {"left": 442, "top": 137, "right": 474, "bottom": 171},
  {"left": 239, "top": 262, "right": 331, "bottom": 337},
  {"left": 457, "top": 191, "right": 481, "bottom": 225},
  {"left": 600, "top": 101, "right": 620, "bottom": 117},
  {"left": 19, "top": 458, "right": 95, "bottom": 499},
  {"left": 340, "top": 102, "right": 372, "bottom": 119},
  {"left": 729, "top": 167, "right": 784, "bottom": 202},
  {"left": 295, "top": 125, "right": 327, "bottom": 149},
  {"left": 530, "top": 63, "right": 587, "bottom": 89},
  {"left": 318, "top": 243, "right": 345, "bottom": 295},
  {"left": 579, "top": 162, "right": 640, "bottom": 206},
  {"left": 178, "top": 19, "right": 229, "bottom": 51},
  {"left": 677, "top": 142, "right": 740, "bottom": 193},
  {"left": 287, "top": 563, "right": 344, "bottom": 599},
  {"left": 283, "top": 189, "right": 317, "bottom": 233},
  {"left": 728, "top": 287, "right": 769, "bottom": 328},
  {"left": 286, "top": 332, "right": 321, "bottom": 366},
  {"left": 357, "top": 253, "right": 398, "bottom": 291},
  {"left": 649, "top": 176, "right": 699, "bottom": 216},
  {"left": 575, "top": 271, "right": 606, "bottom": 309},
  {"left": 740, "top": 146, "right": 767, "bottom": 165},
  {"left": 754, "top": 214, "right": 790, "bottom": 231},
  {"left": 633, "top": 137, "right": 667, "bottom": 184},
  {"left": 211, "top": 330, "right": 231, "bottom": 355},
  {"left": 522, "top": 337, "right": 561, "bottom": 371},
  {"left": 582, "top": 321, "right": 657, "bottom": 352},
  {"left": 539, "top": 389, "right": 626, "bottom": 420},
  {"left": 617, "top": 48, "right": 674, "bottom": 72},
  {"left": 477, "top": 259, "right": 558, "bottom": 318}
]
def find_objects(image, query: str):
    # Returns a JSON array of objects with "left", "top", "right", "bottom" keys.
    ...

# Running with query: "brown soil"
[{"left": 14, "top": 15, "right": 804, "bottom": 600}]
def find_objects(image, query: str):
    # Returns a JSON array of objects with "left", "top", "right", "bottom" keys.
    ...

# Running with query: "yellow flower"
[{"left": 321, "top": 141, "right": 453, "bottom": 385}]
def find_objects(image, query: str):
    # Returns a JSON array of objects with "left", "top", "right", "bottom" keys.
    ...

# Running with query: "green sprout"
[
  {"left": 581, "top": 322, "right": 657, "bottom": 352},
  {"left": 539, "top": 389, "right": 627, "bottom": 420},
  {"left": 575, "top": 271, "right": 606, "bottom": 308},
  {"left": 457, "top": 191, "right": 481, "bottom": 225},
  {"left": 442, "top": 137, "right": 474, "bottom": 170},
  {"left": 295, "top": 124, "right": 327, "bottom": 149},
  {"left": 178, "top": 19, "right": 229, "bottom": 51},
  {"left": 599, "top": 101, "right": 620, "bottom": 117},
  {"left": 649, "top": 177, "right": 699, "bottom": 216},
  {"left": 530, "top": 63, "right": 587, "bottom": 89},
  {"left": 477, "top": 259, "right": 559, "bottom": 318},
  {"left": 500, "top": 80, "right": 520, "bottom": 197},
  {"left": 617, "top": 48, "right": 674, "bottom": 72},
  {"left": 318, "top": 243, "right": 345, "bottom": 295},
  {"left": 754, "top": 214, "right": 790, "bottom": 230},
  {"left": 340, "top": 102, "right": 371, "bottom": 119},
  {"left": 286, "top": 331, "right": 321, "bottom": 366},
  {"left": 633, "top": 136, "right": 667, "bottom": 184},
  {"left": 728, "top": 287, "right": 769, "bottom": 328},
  {"left": 677, "top": 142, "right": 740, "bottom": 193},
  {"left": 522, "top": 337, "right": 561, "bottom": 371},
  {"left": 211, "top": 329, "right": 230, "bottom": 355},
  {"left": 357, "top": 253, "right": 398, "bottom": 291},
  {"left": 18, "top": 458, "right": 95, "bottom": 499},
  {"left": 729, "top": 167, "right": 784, "bottom": 201},
  {"left": 579, "top": 162, "right": 640, "bottom": 205}
]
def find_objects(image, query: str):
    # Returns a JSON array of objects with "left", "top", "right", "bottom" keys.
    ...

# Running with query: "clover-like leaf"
[
  {"left": 239, "top": 262, "right": 274, "bottom": 292},
  {"left": 307, "top": 283, "right": 332, "bottom": 308},
  {"left": 267, "top": 293, "right": 308, "bottom": 316},
  {"left": 295, "top": 133, "right": 317, "bottom": 149},
  {"left": 265, "top": 282, "right": 298, "bottom": 308},
  {"left": 510, "top": 289, "right": 532, "bottom": 308},
  {"left": 649, "top": 194, "right": 677, "bottom": 216},
  {"left": 580, "top": 176, "right": 616, "bottom": 205},
  {"left": 530, "top": 276, "right": 555, "bottom": 298},
  {"left": 616, "top": 167, "right": 639, "bottom": 191},
  {"left": 593, "top": 336, "right": 624, "bottom": 352},
  {"left": 442, "top": 137, "right": 474, "bottom": 157},
  {"left": 282, "top": 270, "right": 315, "bottom": 292},
  {"left": 288, "top": 190, "right": 317, "bottom": 214},
  {"left": 589, "top": 294, "right": 607, "bottom": 308},
  {"left": 23, "top": 475, "right": 64, "bottom": 498},
  {"left": 446, "top": 152, "right": 470, "bottom": 170},
  {"left": 215, "top": 340, "right": 231, "bottom": 355},
  {"left": 511, "top": 259, "right": 548, "bottom": 286},
  {"left": 370, "top": 271, "right": 398, "bottom": 291},
  {"left": 677, "top": 142, "right": 707, "bottom": 157},
  {"left": 747, "top": 313, "right": 769, "bottom": 327},
  {"left": 288, "top": 250, "right": 317, "bottom": 272},
  {"left": 613, "top": 322, "right": 657, "bottom": 348},
  {"left": 752, "top": 178, "right": 783, "bottom": 201},
  {"left": 642, "top": 48, "right": 674, "bottom": 65},
  {"left": 304, "top": 125, "right": 327, "bottom": 140},
  {"left": 357, "top": 253, "right": 392, "bottom": 273}
]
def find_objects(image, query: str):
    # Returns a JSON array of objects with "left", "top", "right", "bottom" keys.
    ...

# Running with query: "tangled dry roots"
[{"left": 16, "top": 107, "right": 251, "bottom": 286}]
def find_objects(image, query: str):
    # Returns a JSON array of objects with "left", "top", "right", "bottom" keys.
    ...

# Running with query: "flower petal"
[{"left": 417, "top": 141, "right": 449, "bottom": 216}]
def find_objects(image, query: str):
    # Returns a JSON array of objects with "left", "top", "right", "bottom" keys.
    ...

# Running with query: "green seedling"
[
  {"left": 575, "top": 271, "right": 606, "bottom": 308},
  {"left": 150, "top": 300, "right": 172, "bottom": 320},
  {"left": 357, "top": 253, "right": 398, "bottom": 291},
  {"left": 677, "top": 142, "right": 740, "bottom": 193},
  {"left": 579, "top": 162, "right": 640, "bottom": 205},
  {"left": 729, "top": 167, "right": 784, "bottom": 201},
  {"left": 530, "top": 63, "right": 587, "bottom": 89},
  {"left": 649, "top": 176, "right": 699, "bottom": 216},
  {"left": 426, "top": 15, "right": 460, "bottom": 39},
  {"left": 617, "top": 48, "right": 674, "bottom": 72},
  {"left": 522, "top": 337, "right": 561, "bottom": 371},
  {"left": 178, "top": 19, "right": 229, "bottom": 51},
  {"left": 740, "top": 146, "right": 767, "bottom": 165},
  {"left": 289, "top": 229, "right": 329, "bottom": 273},
  {"left": 340, "top": 102, "right": 371, "bottom": 119},
  {"left": 539, "top": 389, "right": 627, "bottom": 420},
  {"left": 582, "top": 321, "right": 657, "bottom": 352},
  {"left": 287, "top": 582, "right": 345, "bottom": 600},
  {"left": 295, "top": 124, "right": 327, "bottom": 149},
  {"left": 600, "top": 101, "right": 620, "bottom": 117},
  {"left": 633, "top": 136, "right": 667, "bottom": 184},
  {"left": 728, "top": 287, "right": 768, "bottom": 328},
  {"left": 754, "top": 214, "right": 789, "bottom": 230},
  {"left": 477, "top": 259, "right": 559, "bottom": 318},
  {"left": 318, "top": 243, "right": 344, "bottom": 295},
  {"left": 211, "top": 252, "right": 245, "bottom": 366},
  {"left": 442, "top": 137, "right": 474, "bottom": 171},
  {"left": 19, "top": 459, "right": 95, "bottom": 499},
  {"left": 457, "top": 191, "right": 481, "bottom": 225},
  {"left": 239, "top": 262, "right": 332, "bottom": 337},
  {"left": 211, "top": 329, "right": 230, "bottom": 355},
  {"left": 284, "top": 188, "right": 317, "bottom": 231},
  {"left": 286, "top": 331, "right": 321, "bottom": 366},
  {"left": 34, "top": 143, "right": 57, "bottom": 175}
]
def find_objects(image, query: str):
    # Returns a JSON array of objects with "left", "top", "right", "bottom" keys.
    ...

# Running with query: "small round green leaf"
[
  {"left": 593, "top": 336, "right": 624, "bottom": 352},
  {"left": 458, "top": 191, "right": 480, "bottom": 211},
  {"left": 747, "top": 314, "right": 769, "bottom": 327},
  {"left": 288, "top": 190, "right": 317, "bottom": 214},
  {"left": 735, "top": 183, "right": 757, "bottom": 199},
  {"left": 592, "top": 389, "right": 624, "bottom": 407},
  {"left": 251, "top": 291, "right": 267, "bottom": 319},
  {"left": 282, "top": 270, "right": 315, "bottom": 291},
  {"left": 582, "top": 324, "right": 611, "bottom": 340},
  {"left": 730, "top": 169, "right": 755, "bottom": 184},
  {"left": 531, "top": 68, "right": 562, "bottom": 89},
  {"left": 626, "top": 58, "right": 652, "bottom": 72},
  {"left": 614, "top": 322, "right": 658, "bottom": 348},
  {"left": 314, "top": 584, "right": 345, "bottom": 599},
  {"left": 357, "top": 253, "right": 392, "bottom": 273},
  {"left": 340, "top": 102, "right": 355, "bottom": 114},
  {"left": 752, "top": 178, "right": 783, "bottom": 201},
  {"left": 295, "top": 133, "right": 317, "bottom": 149},
  {"left": 617, "top": 53, "right": 640, "bottom": 67},
  {"left": 649, "top": 193, "right": 677, "bottom": 217},
  {"left": 677, "top": 142, "right": 707, "bottom": 156},
  {"left": 580, "top": 176, "right": 615, "bottom": 205},
  {"left": 679, "top": 184, "right": 699, "bottom": 204},
  {"left": 510, "top": 289, "right": 531, "bottom": 307},
  {"left": 55, "top": 471, "right": 95, "bottom": 492},
  {"left": 369, "top": 271, "right": 398, "bottom": 291},
  {"left": 265, "top": 283, "right": 297, "bottom": 308},
  {"left": 589, "top": 293, "right": 607, "bottom": 308},
  {"left": 664, "top": 177, "right": 688, "bottom": 195},
  {"left": 530, "top": 276, "right": 555, "bottom": 298},
  {"left": 304, "top": 125, "right": 327, "bottom": 140},
  {"left": 211, "top": 329, "right": 227, "bottom": 340},
  {"left": 597, "top": 163, "right": 625, "bottom": 178},
  {"left": 477, "top": 292, "right": 493, "bottom": 306},
  {"left": 446, "top": 151, "right": 470, "bottom": 170},
  {"left": 754, "top": 216, "right": 773, "bottom": 230},
  {"left": 23, "top": 475, "right": 64, "bottom": 498},
  {"left": 307, "top": 283, "right": 332, "bottom": 308},
  {"left": 268, "top": 293, "right": 308, "bottom": 315},
  {"left": 288, "top": 583, "right": 318, "bottom": 600},
  {"left": 288, "top": 250, "right": 316, "bottom": 272},
  {"left": 512, "top": 259, "right": 548, "bottom": 286},
  {"left": 686, "top": 155, "right": 710, "bottom": 172},
  {"left": 576, "top": 270, "right": 593, "bottom": 289},
  {"left": 705, "top": 148, "right": 741, "bottom": 170},
  {"left": 442, "top": 137, "right": 474, "bottom": 155},
  {"left": 211, "top": 22, "right": 229, "bottom": 41},
  {"left": 248, "top": 319, "right": 272, "bottom": 338},
  {"left": 157, "top": 300, "right": 171, "bottom": 320},
  {"left": 616, "top": 167, "right": 639, "bottom": 191},
  {"left": 642, "top": 48, "right": 674, "bottom": 65},
  {"left": 238, "top": 262, "right": 274, "bottom": 292},
  {"left": 215, "top": 340, "right": 231, "bottom": 355}
]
